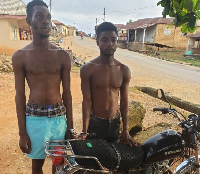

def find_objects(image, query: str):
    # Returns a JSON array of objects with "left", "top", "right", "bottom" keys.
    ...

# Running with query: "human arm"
[
  {"left": 12, "top": 51, "right": 31, "bottom": 153},
  {"left": 61, "top": 51, "right": 73, "bottom": 139},
  {"left": 120, "top": 66, "right": 137, "bottom": 146},
  {"left": 78, "top": 64, "right": 93, "bottom": 139}
]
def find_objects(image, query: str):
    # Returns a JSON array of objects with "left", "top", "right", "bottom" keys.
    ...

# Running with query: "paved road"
[{"left": 71, "top": 36, "right": 200, "bottom": 105}]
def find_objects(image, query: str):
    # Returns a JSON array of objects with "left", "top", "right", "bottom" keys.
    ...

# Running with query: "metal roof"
[
  {"left": 122, "top": 17, "right": 174, "bottom": 30},
  {"left": 52, "top": 20, "right": 64, "bottom": 25},
  {"left": 0, "top": 0, "right": 26, "bottom": 15},
  {"left": 187, "top": 32, "right": 200, "bottom": 38}
]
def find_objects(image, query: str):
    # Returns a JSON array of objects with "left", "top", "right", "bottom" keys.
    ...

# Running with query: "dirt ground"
[{"left": 0, "top": 36, "right": 194, "bottom": 173}]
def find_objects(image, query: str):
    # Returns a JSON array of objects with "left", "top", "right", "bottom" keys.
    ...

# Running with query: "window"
[{"left": 12, "top": 25, "right": 17, "bottom": 40}]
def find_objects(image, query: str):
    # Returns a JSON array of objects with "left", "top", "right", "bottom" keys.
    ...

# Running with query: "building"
[
  {"left": 66, "top": 25, "right": 77, "bottom": 36},
  {"left": 114, "top": 24, "right": 127, "bottom": 41},
  {"left": 121, "top": 17, "right": 191, "bottom": 51},
  {"left": 52, "top": 20, "right": 68, "bottom": 36},
  {"left": 0, "top": 0, "right": 31, "bottom": 55}
]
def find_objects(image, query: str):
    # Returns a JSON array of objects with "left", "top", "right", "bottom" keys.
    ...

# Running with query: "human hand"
[
  {"left": 19, "top": 133, "right": 31, "bottom": 154},
  {"left": 65, "top": 130, "right": 75, "bottom": 139},
  {"left": 120, "top": 130, "right": 137, "bottom": 147},
  {"left": 76, "top": 132, "right": 87, "bottom": 140}
]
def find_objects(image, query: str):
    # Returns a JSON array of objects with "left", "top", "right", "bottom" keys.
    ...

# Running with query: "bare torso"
[
  {"left": 88, "top": 60, "right": 125, "bottom": 119},
  {"left": 18, "top": 44, "right": 67, "bottom": 105}
]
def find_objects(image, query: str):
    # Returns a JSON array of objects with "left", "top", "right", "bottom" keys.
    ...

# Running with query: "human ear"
[
  {"left": 26, "top": 18, "right": 31, "bottom": 26},
  {"left": 96, "top": 38, "right": 99, "bottom": 46}
]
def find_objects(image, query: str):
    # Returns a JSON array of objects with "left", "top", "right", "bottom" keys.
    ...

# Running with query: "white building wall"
[{"left": 144, "top": 25, "right": 156, "bottom": 43}]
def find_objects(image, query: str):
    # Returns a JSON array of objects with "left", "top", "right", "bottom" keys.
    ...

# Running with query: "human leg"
[
  {"left": 87, "top": 114, "right": 109, "bottom": 139},
  {"left": 26, "top": 102, "right": 67, "bottom": 174},
  {"left": 32, "top": 159, "right": 45, "bottom": 174},
  {"left": 106, "top": 112, "right": 121, "bottom": 142}
]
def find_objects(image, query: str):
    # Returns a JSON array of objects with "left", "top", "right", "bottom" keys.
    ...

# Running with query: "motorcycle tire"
[{"left": 174, "top": 155, "right": 200, "bottom": 174}]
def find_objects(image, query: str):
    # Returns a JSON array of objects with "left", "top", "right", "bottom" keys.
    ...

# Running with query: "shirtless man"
[
  {"left": 12, "top": 0, "right": 73, "bottom": 173},
  {"left": 80, "top": 22, "right": 136, "bottom": 145}
]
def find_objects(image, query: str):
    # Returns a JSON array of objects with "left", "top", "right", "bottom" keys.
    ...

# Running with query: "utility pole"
[
  {"left": 103, "top": 7, "right": 105, "bottom": 21},
  {"left": 49, "top": 0, "right": 52, "bottom": 14},
  {"left": 95, "top": 18, "right": 98, "bottom": 36}
]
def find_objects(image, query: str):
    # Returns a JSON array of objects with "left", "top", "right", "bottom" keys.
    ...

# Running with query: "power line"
[{"left": 107, "top": 5, "right": 156, "bottom": 14}]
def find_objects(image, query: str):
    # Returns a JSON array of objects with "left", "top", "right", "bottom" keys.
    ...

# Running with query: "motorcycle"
[{"left": 45, "top": 89, "right": 200, "bottom": 174}]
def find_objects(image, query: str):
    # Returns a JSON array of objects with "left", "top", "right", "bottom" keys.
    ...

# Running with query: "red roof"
[
  {"left": 114, "top": 24, "right": 125, "bottom": 29},
  {"left": 52, "top": 20, "right": 64, "bottom": 25},
  {"left": 0, "top": 14, "right": 26, "bottom": 19},
  {"left": 122, "top": 17, "right": 174, "bottom": 30}
]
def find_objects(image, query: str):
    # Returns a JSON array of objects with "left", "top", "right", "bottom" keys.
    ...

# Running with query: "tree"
[
  {"left": 127, "top": 19, "right": 133, "bottom": 25},
  {"left": 157, "top": 0, "right": 200, "bottom": 33}
]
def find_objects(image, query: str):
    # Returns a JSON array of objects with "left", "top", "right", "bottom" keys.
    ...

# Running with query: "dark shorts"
[{"left": 86, "top": 111, "right": 121, "bottom": 143}]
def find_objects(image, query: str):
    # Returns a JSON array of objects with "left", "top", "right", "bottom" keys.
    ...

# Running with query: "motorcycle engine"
[{"left": 143, "top": 160, "right": 172, "bottom": 174}]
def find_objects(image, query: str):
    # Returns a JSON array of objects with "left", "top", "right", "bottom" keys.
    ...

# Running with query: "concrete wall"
[
  {"left": 127, "top": 42, "right": 144, "bottom": 51},
  {"left": 145, "top": 25, "right": 156, "bottom": 43},
  {"left": 68, "top": 29, "right": 76, "bottom": 36},
  {"left": 135, "top": 29, "right": 144, "bottom": 42},
  {"left": 192, "top": 48, "right": 200, "bottom": 54},
  {"left": 187, "top": 38, "right": 195, "bottom": 51},
  {"left": 154, "top": 24, "right": 188, "bottom": 49}
]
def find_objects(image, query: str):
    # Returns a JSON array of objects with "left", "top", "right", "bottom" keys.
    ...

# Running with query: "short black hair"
[
  {"left": 26, "top": 0, "right": 48, "bottom": 19},
  {"left": 96, "top": 22, "right": 118, "bottom": 40}
]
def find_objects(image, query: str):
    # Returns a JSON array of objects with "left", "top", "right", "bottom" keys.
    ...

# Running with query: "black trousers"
[{"left": 86, "top": 112, "right": 120, "bottom": 142}]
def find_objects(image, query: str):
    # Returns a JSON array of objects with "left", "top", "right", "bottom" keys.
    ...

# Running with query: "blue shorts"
[{"left": 26, "top": 115, "right": 67, "bottom": 159}]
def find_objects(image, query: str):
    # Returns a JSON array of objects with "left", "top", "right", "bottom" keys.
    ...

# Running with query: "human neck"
[
  {"left": 32, "top": 34, "right": 50, "bottom": 50},
  {"left": 99, "top": 53, "right": 115, "bottom": 65}
]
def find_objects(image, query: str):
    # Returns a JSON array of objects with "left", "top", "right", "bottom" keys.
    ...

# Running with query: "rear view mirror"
[
  {"left": 157, "top": 89, "right": 171, "bottom": 109},
  {"left": 157, "top": 89, "right": 166, "bottom": 99}
]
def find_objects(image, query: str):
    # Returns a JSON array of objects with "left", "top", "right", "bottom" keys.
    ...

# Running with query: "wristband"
[{"left": 67, "top": 127, "right": 75, "bottom": 133}]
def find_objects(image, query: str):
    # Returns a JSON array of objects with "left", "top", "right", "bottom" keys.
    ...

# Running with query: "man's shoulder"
[
  {"left": 82, "top": 58, "right": 99, "bottom": 68},
  {"left": 116, "top": 61, "right": 129, "bottom": 71},
  {"left": 12, "top": 48, "right": 28, "bottom": 60},
  {"left": 13, "top": 42, "right": 33, "bottom": 58},
  {"left": 80, "top": 58, "right": 98, "bottom": 76}
]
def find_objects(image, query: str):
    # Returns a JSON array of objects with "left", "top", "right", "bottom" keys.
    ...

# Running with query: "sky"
[{"left": 22, "top": 0, "right": 164, "bottom": 35}]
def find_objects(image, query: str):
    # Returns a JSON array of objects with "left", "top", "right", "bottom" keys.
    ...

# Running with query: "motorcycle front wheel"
[{"left": 174, "top": 155, "right": 200, "bottom": 174}]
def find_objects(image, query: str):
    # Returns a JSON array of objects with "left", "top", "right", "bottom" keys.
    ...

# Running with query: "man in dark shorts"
[
  {"left": 12, "top": 0, "right": 73, "bottom": 173},
  {"left": 79, "top": 22, "right": 136, "bottom": 145}
]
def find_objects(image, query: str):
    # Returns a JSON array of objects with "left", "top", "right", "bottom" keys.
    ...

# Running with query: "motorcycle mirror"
[
  {"left": 157, "top": 89, "right": 166, "bottom": 99},
  {"left": 157, "top": 89, "right": 172, "bottom": 109}
]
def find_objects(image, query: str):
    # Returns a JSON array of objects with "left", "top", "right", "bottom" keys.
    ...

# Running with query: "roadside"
[
  {"left": 0, "top": 36, "right": 198, "bottom": 173},
  {"left": 142, "top": 48, "right": 200, "bottom": 67}
]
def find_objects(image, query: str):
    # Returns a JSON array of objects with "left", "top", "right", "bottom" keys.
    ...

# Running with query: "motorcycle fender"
[{"left": 174, "top": 155, "right": 200, "bottom": 174}]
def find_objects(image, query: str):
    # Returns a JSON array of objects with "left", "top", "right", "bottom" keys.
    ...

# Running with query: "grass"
[
  {"left": 155, "top": 49, "right": 200, "bottom": 67},
  {"left": 181, "top": 58, "right": 200, "bottom": 67}
]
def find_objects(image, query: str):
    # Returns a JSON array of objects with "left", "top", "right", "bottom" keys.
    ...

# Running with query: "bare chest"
[
  {"left": 24, "top": 51, "right": 61, "bottom": 75},
  {"left": 91, "top": 66, "right": 123, "bottom": 89}
]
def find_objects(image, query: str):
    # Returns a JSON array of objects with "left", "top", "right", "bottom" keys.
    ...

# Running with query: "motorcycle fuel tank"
[{"left": 141, "top": 129, "right": 184, "bottom": 163}]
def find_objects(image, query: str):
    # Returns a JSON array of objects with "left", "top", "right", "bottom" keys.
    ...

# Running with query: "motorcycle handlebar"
[{"left": 153, "top": 107, "right": 169, "bottom": 114}]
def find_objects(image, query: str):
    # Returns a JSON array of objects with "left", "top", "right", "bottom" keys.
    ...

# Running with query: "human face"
[
  {"left": 29, "top": 5, "right": 52, "bottom": 38},
  {"left": 97, "top": 31, "right": 117, "bottom": 57}
]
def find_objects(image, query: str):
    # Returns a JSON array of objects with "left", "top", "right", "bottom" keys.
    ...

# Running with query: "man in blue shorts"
[{"left": 12, "top": 0, "right": 73, "bottom": 173}]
